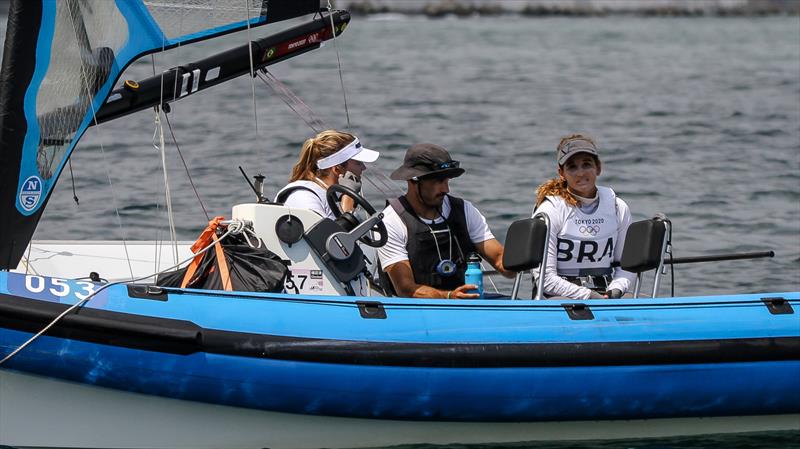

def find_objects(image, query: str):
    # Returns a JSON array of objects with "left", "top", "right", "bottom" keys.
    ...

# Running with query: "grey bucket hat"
[{"left": 390, "top": 143, "right": 466, "bottom": 181}]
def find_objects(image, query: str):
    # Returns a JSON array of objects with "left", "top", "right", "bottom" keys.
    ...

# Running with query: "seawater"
[{"left": 1, "top": 13, "right": 799, "bottom": 448}]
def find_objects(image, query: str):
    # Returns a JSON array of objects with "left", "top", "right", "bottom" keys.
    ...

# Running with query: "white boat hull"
[{"left": 2, "top": 369, "right": 798, "bottom": 449}]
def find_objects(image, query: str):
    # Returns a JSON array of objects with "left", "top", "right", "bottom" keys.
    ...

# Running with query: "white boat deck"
[{"left": 15, "top": 240, "right": 195, "bottom": 283}]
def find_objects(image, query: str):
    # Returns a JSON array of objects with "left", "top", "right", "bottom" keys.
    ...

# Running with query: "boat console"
[{"left": 232, "top": 202, "right": 382, "bottom": 296}]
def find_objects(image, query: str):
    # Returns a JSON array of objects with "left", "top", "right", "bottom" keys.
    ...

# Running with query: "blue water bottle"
[{"left": 464, "top": 252, "right": 484, "bottom": 298}]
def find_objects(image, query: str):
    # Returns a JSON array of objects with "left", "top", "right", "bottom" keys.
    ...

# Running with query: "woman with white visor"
[
  {"left": 532, "top": 134, "right": 636, "bottom": 299},
  {"left": 275, "top": 129, "right": 379, "bottom": 218}
]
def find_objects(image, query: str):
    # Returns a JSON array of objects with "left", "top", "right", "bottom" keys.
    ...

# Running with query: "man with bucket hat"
[{"left": 377, "top": 143, "right": 512, "bottom": 299}]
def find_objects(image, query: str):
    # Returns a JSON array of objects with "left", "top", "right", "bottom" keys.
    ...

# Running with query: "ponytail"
[{"left": 289, "top": 130, "right": 355, "bottom": 182}]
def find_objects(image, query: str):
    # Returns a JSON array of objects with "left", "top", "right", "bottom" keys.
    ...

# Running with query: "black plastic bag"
[{"left": 157, "top": 233, "right": 287, "bottom": 293}]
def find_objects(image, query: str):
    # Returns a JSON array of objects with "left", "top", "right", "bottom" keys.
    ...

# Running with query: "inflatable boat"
[{"left": 0, "top": 2, "right": 797, "bottom": 448}]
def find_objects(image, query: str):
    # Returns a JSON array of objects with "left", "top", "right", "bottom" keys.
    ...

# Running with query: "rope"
[
  {"left": 327, "top": 0, "right": 351, "bottom": 129},
  {"left": 254, "top": 68, "right": 403, "bottom": 201},
  {"left": 68, "top": 159, "right": 79, "bottom": 205},
  {"left": 363, "top": 170, "right": 404, "bottom": 199},
  {"left": 257, "top": 69, "right": 330, "bottom": 133},
  {"left": 163, "top": 113, "right": 210, "bottom": 221},
  {"left": 245, "top": 0, "right": 260, "bottom": 136},
  {"left": 154, "top": 110, "right": 179, "bottom": 265},
  {"left": 152, "top": 50, "right": 166, "bottom": 278},
  {"left": 0, "top": 222, "right": 247, "bottom": 366}
]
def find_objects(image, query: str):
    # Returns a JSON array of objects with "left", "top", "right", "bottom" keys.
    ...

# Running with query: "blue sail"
[{"left": 0, "top": 0, "right": 320, "bottom": 269}]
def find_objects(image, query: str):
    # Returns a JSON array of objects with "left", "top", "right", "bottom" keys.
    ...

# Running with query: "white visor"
[{"left": 316, "top": 137, "right": 380, "bottom": 170}]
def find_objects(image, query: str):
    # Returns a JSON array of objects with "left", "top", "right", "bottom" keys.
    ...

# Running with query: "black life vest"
[{"left": 380, "top": 195, "right": 476, "bottom": 296}]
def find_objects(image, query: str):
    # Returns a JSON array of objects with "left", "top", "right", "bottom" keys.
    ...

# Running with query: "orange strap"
[
  {"left": 181, "top": 216, "right": 226, "bottom": 289},
  {"left": 212, "top": 233, "right": 232, "bottom": 291}
]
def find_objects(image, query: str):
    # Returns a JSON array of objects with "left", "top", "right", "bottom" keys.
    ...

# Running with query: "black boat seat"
[
  {"left": 502, "top": 217, "right": 548, "bottom": 272},
  {"left": 503, "top": 215, "right": 550, "bottom": 300},
  {"left": 619, "top": 216, "right": 669, "bottom": 298},
  {"left": 620, "top": 218, "right": 668, "bottom": 274}
]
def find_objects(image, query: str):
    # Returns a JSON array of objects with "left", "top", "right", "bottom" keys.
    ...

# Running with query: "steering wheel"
[{"left": 326, "top": 184, "right": 388, "bottom": 248}]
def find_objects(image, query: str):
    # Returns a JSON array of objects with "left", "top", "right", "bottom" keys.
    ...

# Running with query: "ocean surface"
[{"left": 1, "top": 13, "right": 799, "bottom": 448}]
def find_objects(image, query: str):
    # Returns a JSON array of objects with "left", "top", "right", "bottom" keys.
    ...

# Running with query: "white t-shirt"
[
  {"left": 533, "top": 187, "right": 636, "bottom": 299},
  {"left": 275, "top": 180, "right": 333, "bottom": 219},
  {"left": 377, "top": 195, "right": 495, "bottom": 269}
]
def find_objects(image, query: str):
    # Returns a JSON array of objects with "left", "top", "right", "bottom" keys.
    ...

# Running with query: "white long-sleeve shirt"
[{"left": 533, "top": 191, "right": 636, "bottom": 299}]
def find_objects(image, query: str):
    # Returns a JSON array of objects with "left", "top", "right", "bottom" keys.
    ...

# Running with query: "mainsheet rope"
[
  {"left": 154, "top": 111, "right": 179, "bottom": 265},
  {"left": 155, "top": 12, "right": 180, "bottom": 267}
]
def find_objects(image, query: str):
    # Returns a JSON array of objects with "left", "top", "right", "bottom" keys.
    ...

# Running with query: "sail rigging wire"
[
  {"left": 151, "top": 52, "right": 164, "bottom": 275},
  {"left": 363, "top": 170, "right": 404, "bottom": 198},
  {"left": 155, "top": 32, "right": 184, "bottom": 268},
  {"left": 245, "top": 0, "right": 260, "bottom": 137},
  {"left": 65, "top": 0, "right": 135, "bottom": 281},
  {"left": 154, "top": 44, "right": 177, "bottom": 265},
  {"left": 255, "top": 69, "right": 404, "bottom": 201},
  {"left": 256, "top": 69, "right": 330, "bottom": 133},
  {"left": 327, "top": 0, "right": 351, "bottom": 129},
  {"left": 0, "top": 222, "right": 245, "bottom": 367},
  {"left": 154, "top": 110, "right": 180, "bottom": 265},
  {"left": 163, "top": 113, "right": 211, "bottom": 221}
]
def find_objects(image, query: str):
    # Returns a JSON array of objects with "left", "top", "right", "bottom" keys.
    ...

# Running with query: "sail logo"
[
  {"left": 19, "top": 175, "right": 43, "bottom": 211},
  {"left": 287, "top": 33, "right": 319, "bottom": 51}
]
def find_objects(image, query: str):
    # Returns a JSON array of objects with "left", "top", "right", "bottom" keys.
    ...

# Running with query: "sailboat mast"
[{"left": 0, "top": 0, "right": 45, "bottom": 270}]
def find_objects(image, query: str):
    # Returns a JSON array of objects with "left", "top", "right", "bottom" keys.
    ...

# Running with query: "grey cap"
[
  {"left": 390, "top": 143, "right": 466, "bottom": 181},
  {"left": 557, "top": 138, "right": 599, "bottom": 166}
]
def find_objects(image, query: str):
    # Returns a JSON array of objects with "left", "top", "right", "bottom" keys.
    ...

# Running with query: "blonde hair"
[
  {"left": 535, "top": 177, "right": 578, "bottom": 208},
  {"left": 535, "top": 133, "right": 600, "bottom": 208},
  {"left": 289, "top": 129, "right": 356, "bottom": 182}
]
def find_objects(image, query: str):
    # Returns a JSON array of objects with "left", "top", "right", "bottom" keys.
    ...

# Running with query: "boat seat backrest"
[
  {"left": 620, "top": 218, "right": 667, "bottom": 274},
  {"left": 503, "top": 217, "right": 548, "bottom": 272}
]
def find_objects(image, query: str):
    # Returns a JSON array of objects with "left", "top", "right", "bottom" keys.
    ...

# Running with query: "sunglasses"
[{"left": 431, "top": 160, "right": 460, "bottom": 170}]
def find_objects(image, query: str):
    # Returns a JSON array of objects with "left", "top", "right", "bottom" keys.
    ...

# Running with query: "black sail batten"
[
  {"left": 0, "top": 0, "right": 45, "bottom": 270},
  {"left": 94, "top": 11, "right": 351, "bottom": 125}
]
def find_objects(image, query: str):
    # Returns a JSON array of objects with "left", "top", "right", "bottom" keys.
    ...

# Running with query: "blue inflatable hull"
[{"left": 1, "top": 271, "right": 798, "bottom": 422}]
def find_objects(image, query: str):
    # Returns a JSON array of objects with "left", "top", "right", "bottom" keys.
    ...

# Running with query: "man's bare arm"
[
  {"left": 384, "top": 261, "right": 479, "bottom": 299},
  {"left": 474, "top": 238, "right": 515, "bottom": 278}
]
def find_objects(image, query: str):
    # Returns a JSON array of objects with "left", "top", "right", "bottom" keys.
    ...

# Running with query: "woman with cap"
[
  {"left": 275, "top": 129, "right": 379, "bottom": 218},
  {"left": 377, "top": 143, "right": 513, "bottom": 299},
  {"left": 533, "top": 134, "right": 636, "bottom": 299}
]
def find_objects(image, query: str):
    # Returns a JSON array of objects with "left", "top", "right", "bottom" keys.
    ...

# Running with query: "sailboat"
[{"left": 1, "top": 1, "right": 798, "bottom": 448}]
